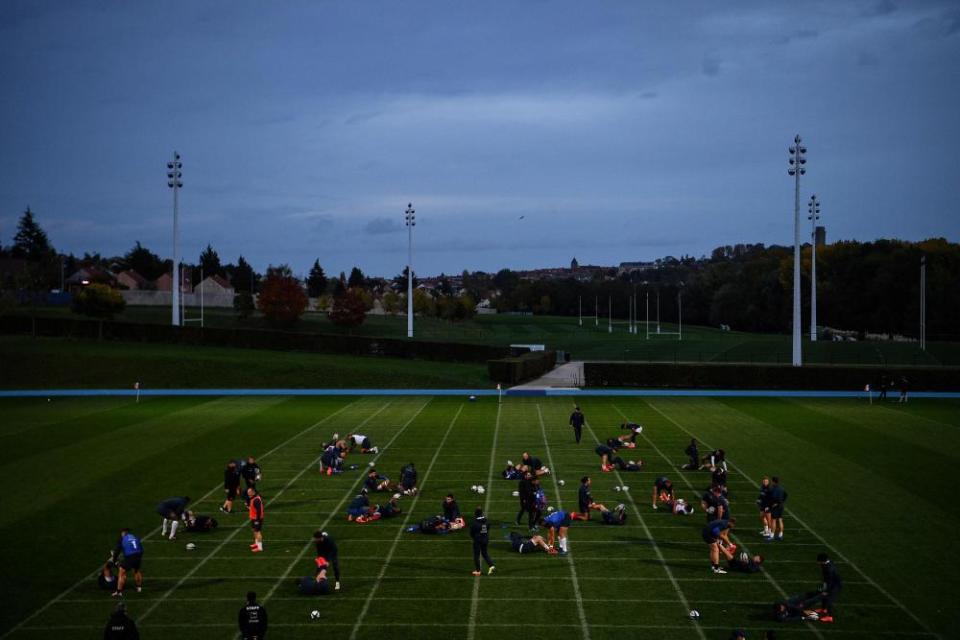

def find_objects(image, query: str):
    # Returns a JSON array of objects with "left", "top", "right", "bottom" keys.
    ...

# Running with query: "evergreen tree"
[
  {"left": 231, "top": 255, "right": 256, "bottom": 293},
  {"left": 347, "top": 266, "right": 366, "bottom": 289},
  {"left": 124, "top": 241, "right": 165, "bottom": 280},
  {"left": 199, "top": 244, "right": 224, "bottom": 278},
  {"left": 307, "top": 259, "right": 328, "bottom": 297},
  {"left": 12, "top": 207, "right": 52, "bottom": 261}
]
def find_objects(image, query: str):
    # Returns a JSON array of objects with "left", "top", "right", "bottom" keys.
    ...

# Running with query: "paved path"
[{"left": 511, "top": 360, "right": 584, "bottom": 390}]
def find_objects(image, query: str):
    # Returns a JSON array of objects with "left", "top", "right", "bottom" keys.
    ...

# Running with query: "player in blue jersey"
[
  {"left": 542, "top": 508, "right": 572, "bottom": 554},
  {"left": 702, "top": 517, "right": 737, "bottom": 574},
  {"left": 346, "top": 489, "right": 372, "bottom": 521},
  {"left": 112, "top": 528, "right": 143, "bottom": 596}
]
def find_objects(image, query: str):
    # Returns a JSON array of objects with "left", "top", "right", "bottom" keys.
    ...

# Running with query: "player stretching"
[
  {"left": 571, "top": 476, "right": 605, "bottom": 521},
  {"left": 112, "top": 528, "right": 143, "bottom": 596},
  {"left": 702, "top": 517, "right": 737, "bottom": 574},
  {"left": 313, "top": 530, "right": 341, "bottom": 590},
  {"left": 222, "top": 461, "right": 241, "bottom": 514},
  {"left": 156, "top": 496, "right": 190, "bottom": 541},
  {"left": 347, "top": 433, "right": 379, "bottom": 454},
  {"left": 543, "top": 508, "right": 572, "bottom": 555},
  {"left": 651, "top": 476, "right": 674, "bottom": 509},
  {"left": 248, "top": 487, "right": 265, "bottom": 553}
]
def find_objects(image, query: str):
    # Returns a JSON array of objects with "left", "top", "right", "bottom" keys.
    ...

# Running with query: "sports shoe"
[
  {"left": 819, "top": 616, "right": 834, "bottom": 623},
  {"left": 111, "top": 591, "right": 123, "bottom": 597},
  {"left": 168, "top": 536, "right": 176, "bottom": 541},
  {"left": 252, "top": 546, "right": 263, "bottom": 553},
  {"left": 371, "top": 447, "right": 379, "bottom": 453},
  {"left": 136, "top": 587, "right": 141, "bottom": 593},
  {"left": 471, "top": 571, "right": 482, "bottom": 576},
  {"left": 250, "top": 543, "right": 258, "bottom": 548},
  {"left": 487, "top": 565, "right": 496, "bottom": 575},
  {"left": 814, "top": 608, "right": 828, "bottom": 614},
  {"left": 712, "top": 566, "right": 727, "bottom": 574},
  {"left": 335, "top": 581, "right": 341, "bottom": 591},
  {"left": 219, "top": 506, "right": 228, "bottom": 513},
  {"left": 775, "top": 534, "right": 783, "bottom": 540}
]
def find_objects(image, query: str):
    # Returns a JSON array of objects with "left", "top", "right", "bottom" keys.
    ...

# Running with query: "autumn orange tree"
[{"left": 256, "top": 274, "right": 308, "bottom": 326}]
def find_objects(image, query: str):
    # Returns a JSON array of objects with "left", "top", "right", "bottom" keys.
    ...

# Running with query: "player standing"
[
  {"left": 469, "top": 507, "right": 496, "bottom": 576},
  {"left": 569, "top": 406, "right": 585, "bottom": 443},
  {"left": 103, "top": 602, "right": 139, "bottom": 639},
  {"left": 817, "top": 553, "right": 842, "bottom": 623},
  {"left": 768, "top": 476, "right": 787, "bottom": 540},
  {"left": 702, "top": 517, "right": 737, "bottom": 574},
  {"left": 222, "top": 461, "right": 241, "bottom": 513},
  {"left": 313, "top": 530, "right": 341, "bottom": 591},
  {"left": 112, "top": 528, "right": 143, "bottom": 596},
  {"left": 247, "top": 487, "right": 265, "bottom": 553}
]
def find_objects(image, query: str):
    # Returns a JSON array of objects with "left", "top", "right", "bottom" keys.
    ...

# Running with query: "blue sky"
[{"left": 1, "top": 1, "right": 958, "bottom": 278}]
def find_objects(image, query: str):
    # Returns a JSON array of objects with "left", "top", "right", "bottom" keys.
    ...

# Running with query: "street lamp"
[
  {"left": 405, "top": 203, "right": 415, "bottom": 338},
  {"left": 788, "top": 135, "right": 807, "bottom": 366},
  {"left": 167, "top": 151, "right": 183, "bottom": 327},
  {"left": 808, "top": 194, "right": 820, "bottom": 342}
]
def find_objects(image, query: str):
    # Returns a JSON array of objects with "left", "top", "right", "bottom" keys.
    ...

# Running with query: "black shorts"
[
  {"left": 251, "top": 519, "right": 263, "bottom": 532},
  {"left": 225, "top": 485, "right": 240, "bottom": 498},
  {"left": 121, "top": 554, "right": 142, "bottom": 571},
  {"left": 770, "top": 506, "right": 784, "bottom": 519},
  {"left": 361, "top": 437, "right": 372, "bottom": 450}
]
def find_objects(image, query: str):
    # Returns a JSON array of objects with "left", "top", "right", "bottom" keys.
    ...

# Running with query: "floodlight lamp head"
[
  {"left": 794, "top": 134, "right": 802, "bottom": 143},
  {"left": 167, "top": 162, "right": 174, "bottom": 169},
  {"left": 175, "top": 152, "right": 181, "bottom": 160},
  {"left": 799, "top": 168, "right": 806, "bottom": 175},
  {"left": 789, "top": 147, "right": 796, "bottom": 154},
  {"left": 788, "top": 169, "right": 796, "bottom": 176},
  {"left": 799, "top": 146, "right": 807, "bottom": 154}
]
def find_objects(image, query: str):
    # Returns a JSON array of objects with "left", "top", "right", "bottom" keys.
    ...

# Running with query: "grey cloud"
[
  {"left": 364, "top": 217, "right": 404, "bottom": 235},
  {"left": 861, "top": 0, "right": 897, "bottom": 18},
  {"left": 640, "top": 91, "right": 658, "bottom": 99},
  {"left": 857, "top": 51, "right": 880, "bottom": 66},
  {"left": 701, "top": 57, "right": 721, "bottom": 77},
  {"left": 344, "top": 110, "right": 384, "bottom": 126}
]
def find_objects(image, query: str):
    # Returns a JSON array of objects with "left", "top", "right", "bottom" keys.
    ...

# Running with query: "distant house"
[
  {"left": 116, "top": 269, "right": 149, "bottom": 290},
  {"left": 155, "top": 272, "right": 193, "bottom": 293},
  {"left": 65, "top": 266, "right": 117, "bottom": 293},
  {"left": 195, "top": 274, "right": 234, "bottom": 296},
  {"left": 617, "top": 261, "right": 658, "bottom": 276}
]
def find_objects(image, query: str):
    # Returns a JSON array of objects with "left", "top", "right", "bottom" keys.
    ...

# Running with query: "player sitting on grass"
[
  {"left": 364, "top": 469, "right": 395, "bottom": 492},
  {"left": 320, "top": 440, "right": 347, "bottom": 476},
  {"left": 298, "top": 556, "right": 331, "bottom": 596},
  {"left": 519, "top": 452, "right": 550, "bottom": 476},
  {"left": 346, "top": 488, "right": 372, "bottom": 522},
  {"left": 184, "top": 510, "right": 218, "bottom": 532},
  {"left": 682, "top": 438, "right": 700, "bottom": 470},
  {"left": 502, "top": 461, "right": 524, "bottom": 480},
  {"left": 346, "top": 433, "right": 378, "bottom": 454},
  {"left": 620, "top": 421, "right": 643, "bottom": 445},
  {"left": 701, "top": 448, "right": 728, "bottom": 472},
  {"left": 571, "top": 476, "right": 606, "bottom": 521},
  {"left": 99, "top": 553, "right": 119, "bottom": 591},
  {"left": 442, "top": 494, "right": 466, "bottom": 529},
  {"left": 672, "top": 498, "right": 695, "bottom": 515},
  {"left": 703, "top": 517, "right": 737, "bottom": 574},
  {"left": 156, "top": 496, "right": 190, "bottom": 541},
  {"left": 651, "top": 476, "right": 675, "bottom": 509},
  {"left": 599, "top": 503, "right": 628, "bottom": 525},
  {"left": 356, "top": 494, "right": 403, "bottom": 523},
  {"left": 728, "top": 550, "right": 764, "bottom": 573},
  {"left": 542, "top": 508, "right": 572, "bottom": 554},
  {"left": 399, "top": 462, "right": 418, "bottom": 495},
  {"left": 509, "top": 531, "right": 557, "bottom": 554}
]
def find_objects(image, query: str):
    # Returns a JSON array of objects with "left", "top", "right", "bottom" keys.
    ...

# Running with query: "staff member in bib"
[{"left": 248, "top": 487, "right": 265, "bottom": 553}]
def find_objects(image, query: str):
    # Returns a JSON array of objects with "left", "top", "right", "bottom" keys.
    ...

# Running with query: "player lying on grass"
[
  {"left": 346, "top": 488, "right": 372, "bottom": 521},
  {"left": 156, "top": 496, "right": 190, "bottom": 541},
  {"left": 364, "top": 468, "right": 395, "bottom": 492},
  {"left": 773, "top": 592, "right": 823, "bottom": 622},
  {"left": 98, "top": 553, "right": 119, "bottom": 591},
  {"left": 502, "top": 462, "right": 524, "bottom": 480},
  {"left": 571, "top": 476, "right": 606, "bottom": 521},
  {"left": 312, "top": 530, "right": 341, "bottom": 590},
  {"left": 703, "top": 517, "right": 737, "bottom": 574},
  {"left": 682, "top": 438, "right": 699, "bottom": 470},
  {"left": 399, "top": 462, "right": 418, "bottom": 495},
  {"left": 355, "top": 494, "right": 403, "bottom": 523},
  {"left": 184, "top": 510, "right": 218, "bottom": 532},
  {"left": 346, "top": 432, "right": 379, "bottom": 454},
  {"left": 598, "top": 503, "right": 628, "bottom": 525},
  {"left": 221, "top": 460, "right": 241, "bottom": 513},
  {"left": 620, "top": 421, "right": 643, "bottom": 445},
  {"left": 652, "top": 476, "right": 675, "bottom": 509},
  {"left": 671, "top": 498, "right": 695, "bottom": 515},
  {"left": 728, "top": 550, "right": 764, "bottom": 573},
  {"left": 610, "top": 454, "right": 643, "bottom": 471},
  {"left": 542, "top": 507, "right": 571, "bottom": 554},
  {"left": 298, "top": 556, "right": 331, "bottom": 596},
  {"left": 518, "top": 452, "right": 550, "bottom": 476},
  {"left": 509, "top": 531, "right": 557, "bottom": 554}
]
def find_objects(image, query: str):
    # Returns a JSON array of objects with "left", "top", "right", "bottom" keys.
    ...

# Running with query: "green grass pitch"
[{"left": 0, "top": 395, "right": 956, "bottom": 639}]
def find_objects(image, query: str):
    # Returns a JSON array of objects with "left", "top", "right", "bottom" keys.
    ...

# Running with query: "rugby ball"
[
  {"left": 310, "top": 610, "right": 321, "bottom": 620},
  {"left": 476, "top": 485, "right": 485, "bottom": 495},
  {"left": 558, "top": 479, "right": 565, "bottom": 486},
  {"left": 689, "top": 609, "right": 700, "bottom": 619},
  {"left": 185, "top": 543, "right": 196, "bottom": 551},
  {"left": 512, "top": 491, "right": 519, "bottom": 497},
  {"left": 471, "top": 485, "right": 478, "bottom": 492},
  {"left": 368, "top": 462, "right": 375, "bottom": 467},
  {"left": 614, "top": 486, "right": 621, "bottom": 492},
  {"left": 469, "top": 395, "right": 477, "bottom": 402},
  {"left": 621, "top": 486, "right": 629, "bottom": 492}
]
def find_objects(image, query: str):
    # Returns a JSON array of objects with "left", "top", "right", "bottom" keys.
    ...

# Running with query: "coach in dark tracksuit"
[
  {"left": 818, "top": 553, "right": 842, "bottom": 621},
  {"left": 469, "top": 508, "right": 495, "bottom": 576},
  {"left": 569, "top": 406, "right": 585, "bottom": 443},
  {"left": 103, "top": 602, "right": 139, "bottom": 639},
  {"left": 515, "top": 473, "right": 537, "bottom": 529},
  {"left": 238, "top": 591, "right": 268, "bottom": 639}
]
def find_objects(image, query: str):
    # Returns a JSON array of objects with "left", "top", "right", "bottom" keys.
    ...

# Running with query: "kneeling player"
[
  {"left": 571, "top": 476, "right": 606, "bottom": 521},
  {"left": 620, "top": 421, "right": 643, "bottom": 445},
  {"left": 682, "top": 438, "right": 700, "bottom": 470},
  {"left": 542, "top": 508, "right": 572, "bottom": 554},
  {"left": 728, "top": 550, "right": 764, "bottom": 573},
  {"left": 509, "top": 531, "right": 556, "bottom": 554},
  {"left": 519, "top": 452, "right": 550, "bottom": 476},
  {"left": 399, "top": 462, "right": 418, "bottom": 496},
  {"left": 595, "top": 444, "right": 615, "bottom": 471},
  {"left": 347, "top": 432, "right": 379, "bottom": 454},
  {"left": 346, "top": 489, "right": 372, "bottom": 522},
  {"left": 703, "top": 517, "right": 737, "bottom": 574},
  {"left": 364, "top": 469, "right": 395, "bottom": 492},
  {"left": 320, "top": 440, "right": 346, "bottom": 476},
  {"left": 443, "top": 494, "right": 466, "bottom": 530},
  {"left": 651, "top": 476, "right": 675, "bottom": 509}
]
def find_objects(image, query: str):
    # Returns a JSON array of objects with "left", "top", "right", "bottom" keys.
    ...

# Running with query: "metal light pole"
[
  {"left": 645, "top": 290, "right": 650, "bottom": 339},
  {"left": 656, "top": 290, "right": 661, "bottom": 334},
  {"left": 578, "top": 295, "right": 582, "bottom": 327},
  {"left": 788, "top": 135, "right": 807, "bottom": 366},
  {"left": 920, "top": 255, "right": 926, "bottom": 351},
  {"left": 678, "top": 287, "right": 683, "bottom": 341},
  {"left": 594, "top": 296, "right": 598, "bottom": 327},
  {"left": 808, "top": 194, "right": 820, "bottom": 342},
  {"left": 167, "top": 152, "right": 183, "bottom": 327},
  {"left": 405, "top": 203, "right": 415, "bottom": 338},
  {"left": 608, "top": 296, "right": 612, "bottom": 333}
]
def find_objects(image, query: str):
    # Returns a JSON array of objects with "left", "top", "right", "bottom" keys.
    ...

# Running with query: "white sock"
[
  {"left": 161, "top": 519, "right": 168, "bottom": 535},
  {"left": 559, "top": 537, "right": 568, "bottom": 552},
  {"left": 256, "top": 542, "right": 263, "bottom": 550},
  {"left": 169, "top": 521, "right": 179, "bottom": 538}
]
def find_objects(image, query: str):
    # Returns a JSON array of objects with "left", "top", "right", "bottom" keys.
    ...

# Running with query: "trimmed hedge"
[
  {"left": 584, "top": 361, "right": 960, "bottom": 391},
  {"left": 0, "top": 315, "right": 510, "bottom": 364},
  {"left": 488, "top": 350, "right": 558, "bottom": 385}
]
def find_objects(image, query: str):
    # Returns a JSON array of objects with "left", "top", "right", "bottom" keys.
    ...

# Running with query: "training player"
[
  {"left": 364, "top": 469, "right": 395, "bottom": 492},
  {"left": 346, "top": 432, "right": 379, "bottom": 454},
  {"left": 242, "top": 456, "right": 262, "bottom": 492},
  {"left": 356, "top": 494, "right": 402, "bottom": 523},
  {"left": 313, "top": 530, "right": 341, "bottom": 591},
  {"left": 672, "top": 499, "right": 695, "bottom": 515},
  {"left": 184, "top": 510, "right": 218, "bottom": 532},
  {"left": 112, "top": 527, "right": 143, "bottom": 596},
  {"left": 571, "top": 476, "right": 606, "bottom": 521},
  {"left": 221, "top": 461, "right": 241, "bottom": 514},
  {"left": 595, "top": 442, "right": 615, "bottom": 471},
  {"left": 599, "top": 503, "right": 628, "bottom": 525},
  {"left": 515, "top": 472, "right": 540, "bottom": 530},
  {"left": 609, "top": 454, "right": 643, "bottom": 471},
  {"left": 542, "top": 508, "right": 572, "bottom": 554},
  {"left": 703, "top": 517, "right": 737, "bottom": 574},
  {"left": 248, "top": 487, "right": 264, "bottom": 553},
  {"left": 443, "top": 494, "right": 466, "bottom": 530},
  {"left": 569, "top": 405, "right": 585, "bottom": 443},
  {"left": 320, "top": 439, "right": 347, "bottom": 476},
  {"left": 701, "top": 448, "right": 727, "bottom": 472},
  {"left": 817, "top": 552, "right": 842, "bottom": 623},
  {"left": 620, "top": 421, "right": 643, "bottom": 445},
  {"left": 469, "top": 507, "right": 496, "bottom": 576},
  {"left": 767, "top": 476, "right": 788, "bottom": 540},
  {"left": 758, "top": 476, "right": 773, "bottom": 538},
  {"left": 519, "top": 452, "right": 550, "bottom": 476},
  {"left": 399, "top": 462, "right": 418, "bottom": 495},
  {"left": 156, "top": 496, "right": 190, "bottom": 541},
  {"left": 99, "top": 553, "right": 119, "bottom": 591},
  {"left": 728, "top": 550, "right": 764, "bottom": 573},
  {"left": 682, "top": 438, "right": 700, "bottom": 470},
  {"left": 238, "top": 591, "right": 268, "bottom": 639},
  {"left": 702, "top": 485, "right": 728, "bottom": 522},
  {"left": 509, "top": 531, "right": 556, "bottom": 554},
  {"left": 346, "top": 488, "right": 372, "bottom": 521},
  {"left": 652, "top": 476, "right": 675, "bottom": 509}
]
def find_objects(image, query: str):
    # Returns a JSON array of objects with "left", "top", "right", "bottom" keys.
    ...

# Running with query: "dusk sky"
[{"left": 1, "top": 1, "right": 958, "bottom": 278}]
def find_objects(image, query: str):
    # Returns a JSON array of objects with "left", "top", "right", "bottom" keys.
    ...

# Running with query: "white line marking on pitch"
[
  {"left": 645, "top": 399, "right": 940, "bottom": 640},
  {"left": 536, "top": 403, "right": 591, "bottom": 640},
  {"left": 347, "top": 404, "right": 463, "bottom": 640},
  {"left": 0, "top": 397, "right": 365, "bottom": 640},
  {"left": 466, "top": 400, "right": 502, "bottom": 640}
]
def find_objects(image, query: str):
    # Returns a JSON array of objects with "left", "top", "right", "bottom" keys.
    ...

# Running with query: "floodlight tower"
[
  {"left": 808, "top": 194, "right": 821, "bottom": 341},
  {"left": 788, "top": 135, "right": 807, "bottom": 367},
  {"left": 167, "top": 152, "right": 183, "bottom": 326},
  {"left": 405, "top": 203, "right": 415, "bottom": 338}
]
